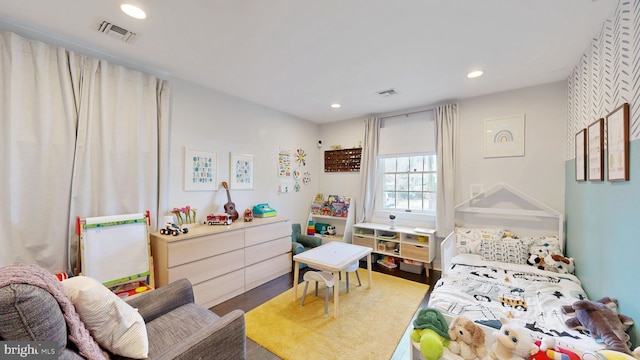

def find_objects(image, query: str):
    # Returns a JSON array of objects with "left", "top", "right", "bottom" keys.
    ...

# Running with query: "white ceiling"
[{"left": 0, "top": 0, "right": 619, "bottom": 124}]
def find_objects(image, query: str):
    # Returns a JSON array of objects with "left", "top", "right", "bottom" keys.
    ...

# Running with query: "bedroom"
[{"left": 1, "top": 0, "right": 639, "bottom": 355}]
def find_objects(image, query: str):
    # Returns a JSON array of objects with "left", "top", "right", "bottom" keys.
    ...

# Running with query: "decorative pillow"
[
  {"left": 455, "top": 227, "right": 506, "bottom": 255},
  {"left": 527, "top": 236, "right": 562, "bottom": 256},
  {"left": 480, "top": 237, "right": 530, "bottom": 264},
  {"left": 62, "top": 276, "right": 148, "bottom": 359}
]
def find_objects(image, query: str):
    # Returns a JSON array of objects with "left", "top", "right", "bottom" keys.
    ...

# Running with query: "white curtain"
[
  {"left": 358, "top": 117, "right": 380, "bottom": 223},
  {"left": 67, "top": 56, "right": 168, "bottom": 273},
  {"left": 0, "top": 32, "right": 169, "bottom": 273},
  {"left": 0, "top": 32, "right": 77, "bottom": 272},
  {"left": 435, "top": 104, "right": 458, "bottom": 237}
]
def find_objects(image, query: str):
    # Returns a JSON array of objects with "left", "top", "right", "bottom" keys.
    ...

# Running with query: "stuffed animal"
[
  {"left": 562, "top": 297, "right": 640, "bottom": 357},
  {"left": 447, "top": 316, "right": 488, "bottom": 360},
  {"left": 582, "top": 349, "right": 640, "bottom": 360},
  {"left": 489, "top": 317, "right": 538, "bottom": 360},
  {"left": 543, "top": 254, "right": 575, "bottom": 274},
  {"left": 411, "top": 308, "right": 451, "bottom": 360}
]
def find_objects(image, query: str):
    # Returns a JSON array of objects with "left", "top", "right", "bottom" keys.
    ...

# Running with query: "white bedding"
[{"left": 428, "top": 254, "right": 603, "bottom": 353}]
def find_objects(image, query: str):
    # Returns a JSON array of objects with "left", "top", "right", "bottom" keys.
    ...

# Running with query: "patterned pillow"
[
  {"left": 527, "top": 236, "right": 562, "bottom": 255},
  {"left": 481, "top": 237, "right": 530, "bottom": 264},
  {"left": 455, "top": 227, "right": 506, "bottom": 255},
  {"left": 62, "top": 276, "right": 148, "bottom": 359}
]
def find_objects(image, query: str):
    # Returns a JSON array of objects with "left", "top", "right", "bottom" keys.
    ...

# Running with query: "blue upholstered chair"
[{"left": 291, "top": 223, "right": 323, "bottom": 269}]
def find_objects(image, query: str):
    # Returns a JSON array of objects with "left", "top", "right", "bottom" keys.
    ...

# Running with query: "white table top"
[{"left": 292, "top": 241, "right": 372, "bottom": 271}]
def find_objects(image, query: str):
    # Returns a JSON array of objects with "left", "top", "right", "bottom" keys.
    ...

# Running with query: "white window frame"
[{"left": 375, "top": 152, "right": 437, "bottom": 218}]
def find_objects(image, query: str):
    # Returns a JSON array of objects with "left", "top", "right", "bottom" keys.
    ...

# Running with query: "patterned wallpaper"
[{"left": 567, "top": 0, "right": 640, "bottom": 159}]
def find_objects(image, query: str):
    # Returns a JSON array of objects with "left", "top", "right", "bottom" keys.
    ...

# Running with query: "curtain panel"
[
  {"left": 435, "top": 103, "right": 458, "bottom": 237},
  {"left": 358, "top": 117, "right": 380, "bottom": 223},
  {"left": 0, "top": 32, "right": 169, "bottom": 273}
]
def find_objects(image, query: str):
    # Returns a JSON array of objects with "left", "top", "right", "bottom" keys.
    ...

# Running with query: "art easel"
[{"left": 76, "top": 211, "right": 155, "bottom": 295}]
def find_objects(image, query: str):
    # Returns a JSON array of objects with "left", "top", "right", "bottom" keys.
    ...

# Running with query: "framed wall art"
[
  {"left": 184, "top": 148, "right": 217, "bottom": 191},
  {"left": 575, "top": 129, "right": 587, "bottom": 181},
  {"left": 587, "top": 118, "right": 604, "bottom": 181},
  {"left": 606, "top": 103, "right": 630, "bottom": 181},
  {"left": 229, "top": 153, "right": 254, "bottom": 189},
  {"left": 483, "top": 114, "right": 525, "bottom": 158}
]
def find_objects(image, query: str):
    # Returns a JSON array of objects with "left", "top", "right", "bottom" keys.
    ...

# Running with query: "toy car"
[
  {"left": 205, "top": 213, "right": 232, "bottom": 225},
  {"left": 159, "top": 222, "right": 189, "bottom": 236}
]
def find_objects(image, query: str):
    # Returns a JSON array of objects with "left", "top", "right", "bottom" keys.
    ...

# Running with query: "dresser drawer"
[
  {"left": 245, "top": 253, "right": 291, "bottom": 291},
  {"left": 353, "top": 236, "right": 374, "bottom": 250},
  {"left": 245, "top": 236, "right": 290, "bottom": 265},
  {"left": 167, "top": 230, "right": 244, "bottom": 267},
  {"left": 401, "top": 244, "right": 429, "bottom": 262},
  {"left": 193, "top": 269, "right": 245, "bottom": 308},
  {"left": 245, "top": 221, "right": 290, "bottom": 247},
  {"left": 168, "top": 248, "right": 244, "bottom": 285}
]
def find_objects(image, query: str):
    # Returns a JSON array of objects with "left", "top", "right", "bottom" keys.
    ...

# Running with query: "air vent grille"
[
  {"left": 377, "top": 88, "right": 399, "bottom": 97},
  {"left": 97, "top": 19, "right": 137, "bottom": 43}
]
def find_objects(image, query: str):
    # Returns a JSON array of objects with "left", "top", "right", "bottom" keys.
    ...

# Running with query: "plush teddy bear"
[
  {"left": 448, "top": 316, "right": 488, "bottom": 360},
  {"left": 562, "top": 297, "right": 640, "bottom": 358},
  {"left": 489, "top": 317, "right": 538, "bottom": 360}
]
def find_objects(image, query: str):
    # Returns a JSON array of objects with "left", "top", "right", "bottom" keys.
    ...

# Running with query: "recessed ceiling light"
[
  {"left": 467, "top": 70, "right": 483, "bottom": 79},
  {"left": 121, "top": 4, "right": 147, "bottom": 19},
  {"left": 331, "top": 103, "right": 341, "bottom": 109}
]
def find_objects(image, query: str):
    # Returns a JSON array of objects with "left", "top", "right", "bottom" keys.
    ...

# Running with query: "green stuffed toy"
[{"left": 411, "top": 308, "right": 451, "bottom": 360}]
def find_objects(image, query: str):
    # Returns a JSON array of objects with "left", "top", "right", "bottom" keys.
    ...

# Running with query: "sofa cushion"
[
  {"left": 144, "top": 303, "right": 220, "bottom": 358},
  {"left": 62, "top": 276, "right": 148, "bottom": 359},
  {"left": 0, "top": 284, "right": 67, "bottom": 355}
]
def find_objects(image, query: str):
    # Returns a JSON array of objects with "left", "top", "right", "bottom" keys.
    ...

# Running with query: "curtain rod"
[{"left": 380, "top": 107, "right": 434, "bottom": 120}]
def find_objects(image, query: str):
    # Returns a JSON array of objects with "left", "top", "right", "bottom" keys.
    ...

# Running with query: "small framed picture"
[
  {"left": 184, "top": 149, "right": 217, "bottom": 191},
  {"left": 575, "top": 129, "right": 587, "bottom": 181},
  {"left": 587, "top": 118, "right": 604, "bottom": 181},
  {"left": 606, "top": 103, "right": 630, "bottom": 181},
  {"left": 229, "top": 153, "right": 254, "bottom": 189}
]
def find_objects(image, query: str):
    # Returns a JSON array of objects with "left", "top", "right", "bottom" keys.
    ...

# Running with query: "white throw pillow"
[{"left": 62, "top": 276, "right": 148, "bottom": 359}]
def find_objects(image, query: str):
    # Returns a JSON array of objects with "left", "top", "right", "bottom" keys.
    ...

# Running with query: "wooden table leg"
[
  {"left": 367, "top": 253, "right": 372, "bottom": 288},
  {"left": 293, "top": 261, "right": 299, "bottom": 301},
  {"left": 333, "top": 271, "right": 340, "bottom": 317}
]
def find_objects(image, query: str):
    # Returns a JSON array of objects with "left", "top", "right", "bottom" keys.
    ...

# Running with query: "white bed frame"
[{"left": 441, "top": 183, "right": 564, "bottom": 275}]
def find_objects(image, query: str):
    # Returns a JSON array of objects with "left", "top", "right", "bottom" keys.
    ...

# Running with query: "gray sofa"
[{"left": 0, "top": 275, "right": 246, "bottom": 360}]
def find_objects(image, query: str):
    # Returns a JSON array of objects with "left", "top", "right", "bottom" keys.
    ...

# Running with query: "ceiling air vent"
[
  {"left": 377, "top": 88, "right": 399, "bottom": 97},
  {"left": 97, "top": 18, "right": 137, "bottom": 43}
]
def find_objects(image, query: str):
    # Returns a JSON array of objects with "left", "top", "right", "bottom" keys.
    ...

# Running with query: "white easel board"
[{"left": 80, "top": 212, "right": 150, "bottom": 286}]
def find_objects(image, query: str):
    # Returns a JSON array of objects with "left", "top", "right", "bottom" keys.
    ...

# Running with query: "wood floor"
[{"left": 210, "top": 262, "right": 442, "bottom": 360}]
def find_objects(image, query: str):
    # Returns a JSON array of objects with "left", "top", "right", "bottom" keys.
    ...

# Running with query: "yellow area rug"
[{"left": 246, "top": 269, "right": 429, "bottom": 360}]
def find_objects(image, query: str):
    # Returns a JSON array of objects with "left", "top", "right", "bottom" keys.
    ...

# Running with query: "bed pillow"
[
  {"left": 527, "top": 236, "right": 562, "bottom": 255},
  {"left": 480, "top": 237, "right": 530, "bottom": 264},
  {"left": 62, "top": 276, "right": 148, "bottom": 359},
  {"left": 455, "top": 227, "right": 506, "bottom": 255}
]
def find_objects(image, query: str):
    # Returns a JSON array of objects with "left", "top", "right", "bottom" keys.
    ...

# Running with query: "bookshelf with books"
[{"left": 308, "top": 194, "right": 355, "bottom": 244}]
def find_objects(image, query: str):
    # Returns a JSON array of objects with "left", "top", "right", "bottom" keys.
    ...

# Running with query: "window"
[{"left": 380, "top": 154, "right": 437, "bottom": 213}]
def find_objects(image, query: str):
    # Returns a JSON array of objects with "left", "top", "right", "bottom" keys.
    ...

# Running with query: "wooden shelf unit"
[
  {"left": 324, "top": 148, "right": 362, "bottom": 172},
  {"left": 352, "top": 223, "right": 435, "bottom": 277}
]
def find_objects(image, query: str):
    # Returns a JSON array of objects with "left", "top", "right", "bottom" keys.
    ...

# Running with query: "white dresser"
[{"left": 150, "top": 217, "right": 291, "bottom": 308}]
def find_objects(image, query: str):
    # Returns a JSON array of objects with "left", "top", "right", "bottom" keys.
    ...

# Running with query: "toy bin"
[{"left": 400, "top": 260, "right": 424, "bottom": 274}]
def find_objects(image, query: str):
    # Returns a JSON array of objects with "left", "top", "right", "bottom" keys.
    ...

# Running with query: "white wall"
[
  {"left": 457, "top": 81, "right": 567, "bottom": 213},
  {"left": 166, "top": 78, "right": 321, "bottom": 227},
  {"left": 317, "top": 117, "right": 364, "bottom": 220},
  {"left": 320, "top": 81, "right": 568, "bottom": 223}
]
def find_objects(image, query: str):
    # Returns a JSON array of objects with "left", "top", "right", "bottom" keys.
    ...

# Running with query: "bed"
[{"left": 417, "top": 184, "right": 605, "bottom": 359}]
